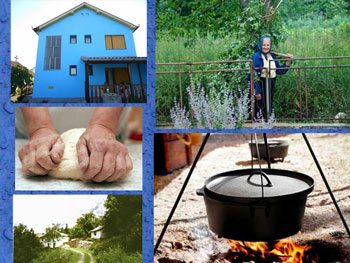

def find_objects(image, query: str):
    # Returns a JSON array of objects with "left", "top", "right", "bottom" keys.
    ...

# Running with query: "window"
[
  {"left": 85, "top": 35, "right": 92, "bottom": 44},
  {"left": 88, "top": 65, "right": 93, "bottom": 75},
  {"left": 70, "top": 35, "right": 77, "bottom": 44},
  {"left": 105, "top": 35, "right": 126, "bottom": 49},
  {"left": 70, "top": 65, "right": 77, "bottom": 76},
  {"left": 44, "top": 36, "right": 61, "bottom": 70}
]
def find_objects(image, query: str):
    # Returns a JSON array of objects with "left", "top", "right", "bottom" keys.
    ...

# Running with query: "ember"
[{"left": 219, "top": 238, "right": 318, "bottom": 263}]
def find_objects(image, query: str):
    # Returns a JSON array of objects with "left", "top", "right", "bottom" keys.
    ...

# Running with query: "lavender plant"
[
  {"left": 170, "top": 84, "right": 251, "bottom": 129},
  {"left": 170, "top": 98, "right": 192, "bottom": 129},
  {"left": 252, "top": 109, "right": 277, "bottom": 129}
]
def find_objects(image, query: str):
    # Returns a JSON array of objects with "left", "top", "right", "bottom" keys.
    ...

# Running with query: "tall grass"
[
  {"left": 156, "top": 17, "right": 350, "bottom": 123},
  {"left": 274, "top": 17, "right": 350, "bottom": 118},
  {"left": 156, "top": 34, "right": 235, "bottom": 123}
]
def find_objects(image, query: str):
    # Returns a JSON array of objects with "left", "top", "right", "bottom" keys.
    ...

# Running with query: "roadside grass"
[
  {"left": 156, "top": 17, "right": 350, "bottom": 123},
  {"left": 34, "top": 247, "right": 81, "bottom": 263}
]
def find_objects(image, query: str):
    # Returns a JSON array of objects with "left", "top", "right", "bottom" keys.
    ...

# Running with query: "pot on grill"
[{"left": 197, "top": 168, "right": 314, "bottom": 241}]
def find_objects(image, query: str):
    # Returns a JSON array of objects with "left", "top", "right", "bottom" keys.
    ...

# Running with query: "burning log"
[{"left": 210, "top": 238, "right": 320, "bottom": 263}]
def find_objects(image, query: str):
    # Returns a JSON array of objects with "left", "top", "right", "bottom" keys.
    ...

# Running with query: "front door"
[{"left": 105, "top": 68, "right": 130, "bottom": 85}]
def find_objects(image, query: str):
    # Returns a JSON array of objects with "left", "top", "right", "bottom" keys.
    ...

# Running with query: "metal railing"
[{"left": 156, "top": 56, "right": 350, "bottom": 122}]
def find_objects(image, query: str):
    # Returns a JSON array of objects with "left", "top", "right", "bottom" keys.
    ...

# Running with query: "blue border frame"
[{"left": 0, "top": 0, "right": 155, "bottom": 262}]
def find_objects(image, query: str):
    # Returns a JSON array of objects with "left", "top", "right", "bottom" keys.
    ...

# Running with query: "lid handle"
[{"left": 247, "top": 171, "right": 273, "bottom": 187}]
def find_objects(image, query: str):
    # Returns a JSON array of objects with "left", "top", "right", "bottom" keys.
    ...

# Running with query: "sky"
[
  {"left": 11, "top": 0, "right": 147, "bottom": 70},
  {"left": 13, "top": 195, "right": 107, "bottom": 233}
]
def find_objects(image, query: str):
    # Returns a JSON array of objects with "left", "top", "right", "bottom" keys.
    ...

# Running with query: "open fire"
[{"left": 217, "top": 237, "right": 319, "bottom": 263}]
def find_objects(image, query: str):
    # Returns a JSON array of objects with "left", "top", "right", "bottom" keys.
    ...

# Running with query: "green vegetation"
[
  {"left": 11, "top": 65, "right": 33, "bottom": 95},
  {"left": 14, "top": 224, "right": 43, "bottom": 263},
  {"left": 156, "top": 0, "right": 350, "bottom": 124},
  {"left": 69, "top": 212, "right": 101, "bottom": 240},
  {"left": 13, "top": 224, "right": 80, "bottom": 263},
  {"left": 91, "top": 195, "right": 142, "bottom": 263},
  {"left": 34, "top": 248, "right": 81, "bottom": 263}
]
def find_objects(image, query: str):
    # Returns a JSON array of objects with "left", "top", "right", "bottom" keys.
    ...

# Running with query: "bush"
[
  {"left": 94, "top": 246, "right": 142, "bottom": 263},
  {"left": 34, "top": 248, "right": 80, "bottom": 263}
]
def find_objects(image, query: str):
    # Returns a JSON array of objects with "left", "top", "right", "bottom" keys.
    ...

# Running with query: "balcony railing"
[{"left": 88, "top": 84, "right": 146, "bottom": 103}]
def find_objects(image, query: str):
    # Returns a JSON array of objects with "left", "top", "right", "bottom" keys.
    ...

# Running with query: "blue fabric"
[{"left": 252, "top": 51, "right": 289, "bottom": 94}]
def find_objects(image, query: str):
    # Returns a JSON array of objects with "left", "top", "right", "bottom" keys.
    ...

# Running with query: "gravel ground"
[{"left": 154, "top": 133, "right": 350, "bottom": 263}]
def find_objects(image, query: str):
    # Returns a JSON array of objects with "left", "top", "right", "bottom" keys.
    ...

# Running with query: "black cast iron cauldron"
[
  {"left": 196, "top": 168, "right": 314, "bottom": 241},
  {"left": 249, "top": 140, "right": 289, "bottom": 161}
]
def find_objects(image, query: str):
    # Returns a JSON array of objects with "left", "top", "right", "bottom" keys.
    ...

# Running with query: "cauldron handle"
[{"left": 247, "top": 171, "right": 273, "bottom": 187}]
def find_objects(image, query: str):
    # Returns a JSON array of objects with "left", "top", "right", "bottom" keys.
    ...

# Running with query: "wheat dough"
[{"left": 49, "top": 128, "right": 85, "bottom": 180}]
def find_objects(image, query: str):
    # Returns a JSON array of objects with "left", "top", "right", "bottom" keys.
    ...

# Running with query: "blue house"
[{"left": 32, "top": 2, "right": 147, "bottom": 103}]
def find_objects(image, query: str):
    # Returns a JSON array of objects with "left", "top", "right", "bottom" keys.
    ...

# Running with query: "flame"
[{"left": 228, "top": 238, "right": 317, "bottom": 263}]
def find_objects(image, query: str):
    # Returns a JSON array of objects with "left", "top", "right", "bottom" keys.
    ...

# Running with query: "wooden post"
[
  {"left": 141, "top": 84, "right": 146, "bottom": 101},
  {"left": 127, "top": 63, "right": 134, "bottom": 98},
  {"left": 98, "top": 85, "right": 102, "bottom": 102},
  {"left": 85, "top": 62, "right": 90, "bottom": 103},
  {"left": 137, "top": 63, "right": 143, "bottom": 86}
]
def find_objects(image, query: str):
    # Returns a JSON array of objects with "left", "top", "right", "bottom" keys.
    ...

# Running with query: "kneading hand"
[
  {"left": 19, "top": 128, "right": 65, "bottom": 175},
  {"left": 76, "top": 124, "right": 133, "bottom": 182}
]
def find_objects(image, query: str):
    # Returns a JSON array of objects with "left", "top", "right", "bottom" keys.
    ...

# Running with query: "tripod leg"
[
  {"left": 302, "top": 133, "right": 350, "bottom": 239},
  {"left": 154, "top": 133, "right": 211, "bottom": 254}
]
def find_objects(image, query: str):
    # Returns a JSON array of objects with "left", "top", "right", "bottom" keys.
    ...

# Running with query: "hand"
[
  {"left": 255, "top": 94, "right": 262, "bottom": 100},
  {"left": 19, "top": 128, "right": 65, "bottom": 175},
  {"left": 76, "top": 124, "right": 133, "bottom": 182},
  {"left": 286, "top": 54, "right": 294, "bottom": 66}
]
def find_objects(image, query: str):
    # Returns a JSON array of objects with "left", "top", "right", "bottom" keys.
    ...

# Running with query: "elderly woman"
[{"left": 252, "top": 36, "right": 293, "bottom": 119}]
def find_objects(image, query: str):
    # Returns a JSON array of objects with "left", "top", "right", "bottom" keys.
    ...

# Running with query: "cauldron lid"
[{"left": 204, "top": 168, "right": 314, "bottom": 202}]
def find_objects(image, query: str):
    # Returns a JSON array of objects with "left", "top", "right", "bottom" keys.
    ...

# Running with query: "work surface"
[{"left": 15, "top": 139, "right": 142, "bottom": 191}]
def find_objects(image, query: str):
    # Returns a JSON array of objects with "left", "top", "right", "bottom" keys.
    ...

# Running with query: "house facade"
[
  {"left": 40, "top": 232, "right": 69, "bottom": 248},
  {"left": 32, "top": 2, "right": 146, "bottom": 102},
  {"left": 90, "top": 225, "right": 103, "bottom": 239}
]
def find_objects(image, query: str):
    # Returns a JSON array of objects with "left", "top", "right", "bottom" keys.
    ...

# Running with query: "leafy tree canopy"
[
  {"left": 11, "top": 65, "right": 32, "bottom": 94},
  {"left": 102, "top": 195, "right": 142, "bottom": 252},
  {"left": 14, "top": 224, "right": 43, "bottom": 263},
  {"left": 280, "top": 0, "right": 350, "bottom": 20},
  {"left": 69, "top": 212, "right": 101, "bottom": 239}
]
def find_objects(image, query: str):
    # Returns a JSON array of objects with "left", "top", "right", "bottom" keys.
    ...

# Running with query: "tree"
[
  {"left": 102, "top": 195, "right": 142, "bottom": 252},
  {"left": 70, "top": 212, "right": 100, "bottom": 239},
  {"left": 11, "top": 65, "right": 33, "bottom": 95},
  {"left": 42, "top": 224, "right": 62, "bottom": 248},
  {"left": 14, "top": 224, "right": 43, "bottom": 263}
]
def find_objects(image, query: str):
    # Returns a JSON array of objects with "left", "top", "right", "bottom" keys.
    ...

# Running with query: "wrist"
[
  {"left": 86, "top": 123, "right": 116, "bottom": 138},
  {"left": 28, "top": 126, "right": 56, "bottom": 139}
]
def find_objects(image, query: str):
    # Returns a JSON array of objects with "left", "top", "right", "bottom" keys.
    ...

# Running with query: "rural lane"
[{"left": 63, "top": 247, "right": 85, "bottom": 263}]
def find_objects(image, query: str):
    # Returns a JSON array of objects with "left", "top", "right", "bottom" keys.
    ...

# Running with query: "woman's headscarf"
[{"left": 257, "top": 36, "right": 272, "bottom": 54}]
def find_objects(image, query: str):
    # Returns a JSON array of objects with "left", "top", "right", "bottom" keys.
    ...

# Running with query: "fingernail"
[{"left": 52, "top": 153, "right": 59, "bottom": 160}]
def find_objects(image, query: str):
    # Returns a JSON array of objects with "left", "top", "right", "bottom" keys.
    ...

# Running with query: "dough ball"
[{"left": 49, "top": 128, "right": 86, "bottom": 180}]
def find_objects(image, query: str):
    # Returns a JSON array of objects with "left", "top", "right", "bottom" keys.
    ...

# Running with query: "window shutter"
[
  {"left": 44, "top": 36, "right": 61, "bottom": 70},
  {"left": 105, "top": 35, "right": 112, "bottom": 49}
]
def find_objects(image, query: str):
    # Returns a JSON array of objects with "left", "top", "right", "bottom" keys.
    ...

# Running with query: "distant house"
[
  {"left": 40, "top": 232, "right": 69, "bottom": 248},
  {"left": 89, "top": 226, "right": 103, "bottom": 239},
  {"left": 32, "top": 2, "right": 146, "bottom": 102}
]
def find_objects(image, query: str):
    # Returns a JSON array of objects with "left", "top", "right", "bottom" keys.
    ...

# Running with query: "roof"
[
  {"left": 89, "top": 226, "right": 104, "bottom": 232},
  {"left": 81, "top": 56, "right": 147, "bottom": 64},
  {"left": 33, "top": 2, "right": 139, "bottom": 33}
]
